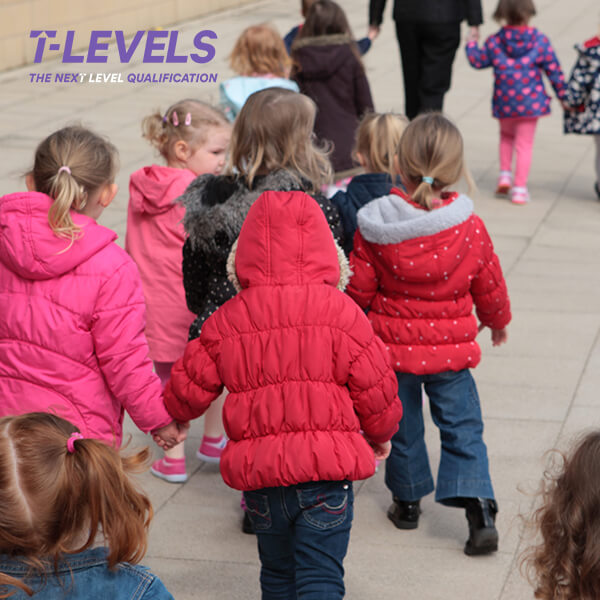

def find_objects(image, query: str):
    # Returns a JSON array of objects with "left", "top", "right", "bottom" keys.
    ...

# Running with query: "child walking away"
[
  {"left": 0, "top": 126, "right": 182, "bottom": 449},
  {"left": 0, "top": 413, "right": 173, "bottom": 599},
  {"left": 521, "top": 430, "right": 600, "bottom": 598},
  {"left": 158, "top": 190, "right": 402, "bottom": 599},
  {"left": 127, "top": 100, "right": 231, "bottom": 483},
  {"left": 291, "top": 0, "right": 375, "bottom": 177},
  {"left": 348, "top": 113, "right": 511, "bottom": 556},
  {"left": 563, "top": 31, "right": 600, "bottom": 200},
  {"left": 332, "top": 112, "right": 408, "bottom": 254},
  {"left": 220, "top": 24, "right": 299, "bottom": 122},
  {"left": 284, "top": 0, "right": 374, "bottom": 56},
  {"left": 466, "top": 0, "right": 567, "bottom": 204}
]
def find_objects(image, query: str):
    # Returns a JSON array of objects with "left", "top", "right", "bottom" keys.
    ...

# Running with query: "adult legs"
[
  {"left": 395, "top": 20, "right": 422, "bottom": 120},
  {"left": 512, "top": 117, "right": 538, "bottom": 188},
  {"left": 385, "top": 372, "right": 434, "bottom": 501}
]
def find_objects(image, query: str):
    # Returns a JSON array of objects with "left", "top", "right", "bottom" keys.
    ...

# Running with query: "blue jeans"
[
  {"left": 385, "top": 370, "right": 494, "bottom": 507},
  {"left": 243, "top": 480, "right": 354, "bottom": 599}
]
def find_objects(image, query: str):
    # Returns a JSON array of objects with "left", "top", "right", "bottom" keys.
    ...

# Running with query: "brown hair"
[
  {"left": 354, "top": 112, "right": 408, "bottom": 178},
  {"left": 395, "top": 113, "right": 474, "bottom": 210},
  {"left": 227, "top": 87, "right": 332, "bottom": 192},
  {"left": 0, "top": 413, "right": 153, "bottom": 598},
  {"left": 229, "top": 24, "right": 291, "bottom": 78},
  {"left": 301, "top": 0, "right": 316, "bottom": 17},
  {"left": 493, "top": 0, "right": 536, "bottom": 25},
  {"left": 142, "top": 99, "right": 229, "bottom": 162},
  {"left": 30, "top": 126, "right": 118, "bottom": 243},
  {"left": 521, "top": 431, "right": 600, "bottom": 600}
]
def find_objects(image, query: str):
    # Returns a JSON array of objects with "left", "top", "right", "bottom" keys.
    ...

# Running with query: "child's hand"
[
  {"left": 368, "top": 25, "right": 380, "bottom": 41},
  {"left": 466, "top": 26, "right": 480, "bottom": 44},
  {"left": 152, "top": 421, "right": 189, "bottom": 450},
  {"left": 491, "top": 328, "right": 508, "bottom": 346},
  {"left": 368, "top": 440, "right": 391, "bottom": 460}
]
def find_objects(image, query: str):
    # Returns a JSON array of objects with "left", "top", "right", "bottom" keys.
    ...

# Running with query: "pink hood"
[
  {"left": 129, "top": 165, "right": 195, "bottom": 215},
  {"left": 0, "top": 191, "right": 172, "bottom": 446}
]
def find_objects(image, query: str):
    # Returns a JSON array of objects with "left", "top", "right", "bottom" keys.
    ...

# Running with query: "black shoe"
[
  {"left": 242, "top": 511, "right": 255, "bottom": 534},
  {"left": 387, "top": 497, "right": 421, "bottom": 529},
  {"left": 595, "top": 182, "right": 600, "bottom": 201},
  {"left": 463, "top": 498, "right": 498, "bottom": 556}
]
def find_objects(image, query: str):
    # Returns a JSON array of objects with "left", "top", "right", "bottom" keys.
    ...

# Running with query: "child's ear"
[
  {"left": 98, "top": 183, "right": 118, "bottom": 208},
  {"left": 173, "top": 140, "right": 190, "bottom": 163},
  {"left": 25, "top": 173, "right": 36, "bottom": 191}
]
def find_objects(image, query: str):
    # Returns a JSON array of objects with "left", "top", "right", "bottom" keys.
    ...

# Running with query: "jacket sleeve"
[
  {"left": 463, "top": 0, "right": 483, "bottom": 26},
  {"left": 538, "top": 35, "right": 567, "bottom": 99},
  {"left": 163, "top": 337, "right": 224, "bottom": 423},
  {"left": 91, "top": 259, "right": 172, "bottom": 434},
  {"left": 348, "top": 334, "right": 402, "bottom": 443},
  {"left": 353, "top": 63, "right": 375, "bottom": 118},
  {"left": 369, "top": 0, "right": 388, "bottom": 26},
  {"left": 182, "top": 237, "right": 210, "bottom": 315},
  {"left": 465, "top": 39, "right": 492, "bottom": 69},
  {"left": 470, "top": 220, "right": 511, "bottom": 330},
  {"left": 347, "top": 231, "right": 379, "bottom": 309},
  {"left": 565, "top": 52, "right": 595, "bottom": 107}
]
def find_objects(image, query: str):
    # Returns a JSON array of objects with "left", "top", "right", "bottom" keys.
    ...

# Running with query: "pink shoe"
[
  {"left": 196, "top": 435, "right": 227, "bottom": 463},
  {"left": 511, "top": 187, "right": 530, "bottom": 205},
  {"left": 495, "top": 172, "right": 512, "bottom": 196},
  {"left": 150, "top": 457, "right": 188, "bottom": 483}
]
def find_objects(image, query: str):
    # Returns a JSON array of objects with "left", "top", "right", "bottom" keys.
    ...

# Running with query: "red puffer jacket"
[
  {"left": 163, "top": 190, "right": 402, "bottom": 491},
  {"left": 348, "top": 189, "right": 511, "bottom": 375}
]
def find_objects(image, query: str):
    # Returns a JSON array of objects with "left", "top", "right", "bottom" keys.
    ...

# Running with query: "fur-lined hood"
[
  {"left": 291, "top": 34, "right": 358, "bottom": 79},
  {"left": 225, "top": 190, "right": 351, "bottom": 292}
]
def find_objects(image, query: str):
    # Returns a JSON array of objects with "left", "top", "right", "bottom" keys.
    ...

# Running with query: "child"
[
  {"left": 521, "top": 430, "right": 600, "bottom": 598},
  {"left": 157, "top": 190, "right": 402, "bottom": 599},
  {"left": 284, "top": 0, "right": 374, "bottom": 56},
  {"left": 126, "top": 100, "right": 231, "bottom": 483},
  {"left": 331, "top": 112, "right": 408, "bottom": 254},
  {"left": 291, "top": 0, "right": 375, "bottom": 176},
  {"left": 0, "top": 126, "right": 181, "bottom": 449},
  {"left": 563, "top": 30, "right": 600, "bottom": 200},
  {"left": 466, "top": 0, "right": 567, "bottom": 204},
  {"left": 220, "top": 24, "right": 299, "bottom": 121},
  {"left": 0, "top": 412, "right": 173, "bottom": 599},
  {"left": 347, "top": 113, "right": 511, "bottom": 556}
]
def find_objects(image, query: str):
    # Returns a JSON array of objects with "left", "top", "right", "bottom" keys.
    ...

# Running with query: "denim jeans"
[
  {"left": 385, "top": 369, "right": 494, "bottom": 507},
  {"left": 243, "top": 480, "right": 354, "bottom": 599}
]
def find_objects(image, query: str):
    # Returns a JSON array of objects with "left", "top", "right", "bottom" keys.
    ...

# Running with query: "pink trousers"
[{"left": 499, "top": 117, "right": 538, "bottom": 188}]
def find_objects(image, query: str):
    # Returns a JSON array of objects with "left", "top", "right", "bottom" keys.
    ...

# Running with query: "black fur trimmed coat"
[{"left": 180, "top": 170, "right": 344, "bottom": 340}]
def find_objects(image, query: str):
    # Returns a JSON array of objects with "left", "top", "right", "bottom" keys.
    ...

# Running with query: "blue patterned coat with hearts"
[
  {"left": 466, "top": 26, "right": 566, "bottom": 119},
  {"left": 564, "top": 36, "right": 600, "bottom": 135}
]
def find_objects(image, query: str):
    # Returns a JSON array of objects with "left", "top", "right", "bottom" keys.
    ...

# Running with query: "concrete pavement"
[{"left": 1, "top": 0, "right": 599, "bottom": 597}]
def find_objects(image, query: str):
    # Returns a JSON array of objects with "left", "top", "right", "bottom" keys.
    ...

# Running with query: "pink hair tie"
[
  {"left": 184, "top": 112, "right": 191, "bottom": 126},
  {"left": 57, "top": 166, "right": 71, "bottom": 175},
  {"left": 67, "top": 432, "right": 84, "bottom": 453},
  {"left": 171, "top": 111, "right": 179, "bottom": 127}
]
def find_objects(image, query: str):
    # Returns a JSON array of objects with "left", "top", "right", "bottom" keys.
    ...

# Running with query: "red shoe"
[{"left": 150, "top": 457, "right": 188, "bottom": 483}]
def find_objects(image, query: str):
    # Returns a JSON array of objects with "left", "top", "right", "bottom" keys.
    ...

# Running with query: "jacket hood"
[
  {"left": 129, "top": 165, "right": 196, "bottom": 215},
  {"left": 0, "top": 191, "right": 116, "bottom": 280},
  {"left": 229, "top": 190, "right": 343, "bottom": 289},
  {"left": 576, "top": 36, "right": 600, "bottom": 58},
  {"left": 292, "top": 34, "right": 357, "bottom": 79},
  {"left": 498, "top": 26, "right": 538, "bottom": 58}
]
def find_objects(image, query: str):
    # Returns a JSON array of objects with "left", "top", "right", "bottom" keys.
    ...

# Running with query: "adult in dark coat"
[{"left": 369, "top": 0, "right": 483, "bottom": 119}]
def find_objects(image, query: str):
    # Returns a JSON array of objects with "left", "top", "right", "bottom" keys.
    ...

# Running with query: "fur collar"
[
  {"left": 357, "top": 193, "right": 474, "bottom": 245},
  {"left": 292, "top": 34, "right": 353, "bottom": 50}
]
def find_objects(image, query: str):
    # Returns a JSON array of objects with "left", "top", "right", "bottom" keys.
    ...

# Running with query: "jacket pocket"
[{"left": 297, "top": 481, "right": 352, "bottom": 530}]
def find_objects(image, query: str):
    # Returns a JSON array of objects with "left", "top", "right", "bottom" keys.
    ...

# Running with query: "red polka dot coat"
[{"left": 348, "top": 190, "right": 511, "bottom": 375}]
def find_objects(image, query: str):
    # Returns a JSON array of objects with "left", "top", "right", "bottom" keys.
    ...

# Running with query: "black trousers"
[{"left": 394, "top": 20, "right": 461, "bottom": 119}]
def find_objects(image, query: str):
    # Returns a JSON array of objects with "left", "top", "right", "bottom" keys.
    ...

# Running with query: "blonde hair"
[
  {"left": 228, "top": 87, "right": 332, "bottom": 192},
  {"left": 354, "top": 112, "right": 408, "bottom": 178},
  {"left": 0, "top": 413, "right": 153, "bottom": 598},
  {"left": 395, "top": 113, "right": 475, "bottom": 210},
  {"left": 30, "top": 126, "right": 118, "bottom": 243},
  {"left": 229, "top": 24, "right": 291, "bottom": 78},
  {"left": 142, "top": 99, "right": 229, "bottom": 162}
]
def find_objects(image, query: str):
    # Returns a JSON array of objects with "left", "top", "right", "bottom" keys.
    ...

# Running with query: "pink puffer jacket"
[{"left": 0, "top": 191, "right": 172, "bottom": 446}]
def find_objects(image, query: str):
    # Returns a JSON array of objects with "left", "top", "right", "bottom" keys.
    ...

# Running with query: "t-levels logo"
[{"left": 30, "top": 30, "right": 217, "bottom": 63}]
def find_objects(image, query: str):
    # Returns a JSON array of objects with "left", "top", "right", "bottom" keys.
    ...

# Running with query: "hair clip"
[
  {"left": 172, "top": 111, "right": 179, "bottom": 127},
  {"left": 422, "top": 176, "right": 434, "bottom": 185},
  {"left": 57, "top": 166, "right": 71, "bottom": 176},
  {"left": 184, "top": 112, "right": 191, "bottom": 126},
  {"left": 67, "top": 432, "right": 84, "bottom": 453},
  {"left": 162, "top": 114, "right": 168, "bottom": 124}
]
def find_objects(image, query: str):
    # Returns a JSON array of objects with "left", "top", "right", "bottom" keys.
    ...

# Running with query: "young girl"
[
  {"left": 220, "top": 24, "right": 299, "bottom": 121},
  {"left": 331, "top": 112, "right": 408, "bottom": 254},
  {"left": 0, "top": 412, "right": 173, "bottom": 599},
  {"left": 347, "top": 113, "right": 511, "bottom": 556},
  {"left": 521, "top": 430, "right": 600, "bottom": 599},
  {"left": 0, "top": 126, "right": 181, "bottom": 449},
  {"left": 466, "top": 0, "right": 567, "bottom": 204},
  {"left": 291, "top": 0, "right": 375, "bottom": 176},
  {"left": 563, "top": 30, "right": 600, "bottom": 200},
  {"left": 126, "top": 100, "right": 231, "bottom": 483},
  {"left": 157, "top": 189, "right": 402, "bottom": 599}
]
